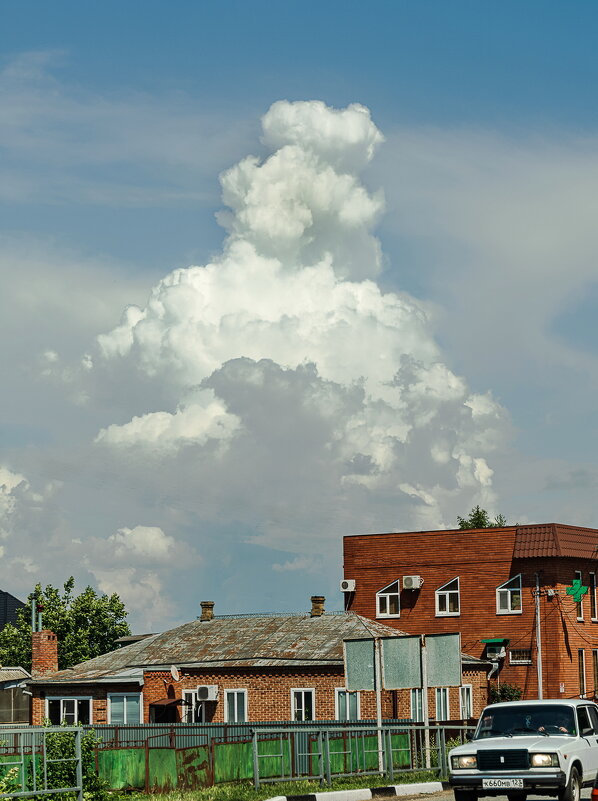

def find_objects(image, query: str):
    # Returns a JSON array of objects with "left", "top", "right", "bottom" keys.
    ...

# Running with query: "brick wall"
[
  {"left": 30, "top": 683, "right": 139, "bottom": 725},
  {"left": 344, "top": 529, "right": 598, "bottom": 700},
  {"left": 31, "top": 631, "right": 58, "bottom": 677}
]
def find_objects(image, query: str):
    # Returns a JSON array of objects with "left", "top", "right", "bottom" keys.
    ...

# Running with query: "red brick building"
[
  {"left": 343, "top": 523, "right": 598, "bottom": 701},
  {"left": 27, "top": 597, "right": 489, "bottom": 725}
]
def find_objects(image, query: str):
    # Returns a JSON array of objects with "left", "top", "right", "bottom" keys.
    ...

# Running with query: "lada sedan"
[{"left": 449, "top": 699, "right": 598, "bottom": 801}]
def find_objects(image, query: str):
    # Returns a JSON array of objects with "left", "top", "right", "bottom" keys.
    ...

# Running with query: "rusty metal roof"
[
  {"left": 28, "top": 611, "right": 484, "bottom": 685},
  {"left": 513, "top": 523, "right": 598, "bottom": 559},
  {"left": 0, "top": 667, "right": 30, "bottom": 683}
]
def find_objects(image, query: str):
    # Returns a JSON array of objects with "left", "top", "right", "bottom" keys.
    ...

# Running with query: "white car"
[{"left": 449, "top": 699, "right": 598, "bottom": 801}]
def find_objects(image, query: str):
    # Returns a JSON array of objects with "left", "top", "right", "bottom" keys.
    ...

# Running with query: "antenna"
[{"left": 170, "top": 665, "right": 180, "bottom": 682}]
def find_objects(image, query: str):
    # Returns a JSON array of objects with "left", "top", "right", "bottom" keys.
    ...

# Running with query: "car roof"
[{"left": 484, "top": 699, "right": 594, "bottom": 709}]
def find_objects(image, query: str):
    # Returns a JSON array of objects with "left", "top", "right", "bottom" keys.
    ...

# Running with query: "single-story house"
[
  {"left": 28, "top": 596, "right": 490, "bottom": 725},
  {"left": 0, "top": 667, "right": 31, "bottom": 723}
]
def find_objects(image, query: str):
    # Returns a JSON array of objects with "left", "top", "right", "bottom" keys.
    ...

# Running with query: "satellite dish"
[{"left": 170, "top": 665, "right": 180, "bottom": 682}]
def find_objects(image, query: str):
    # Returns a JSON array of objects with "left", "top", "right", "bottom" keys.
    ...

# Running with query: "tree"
[
  {"left": 457, "top": 505, "right": 508, "bottom": 530},
  {"left": 0, "top": 578, "right": 131, "bottom": 671},
  {"left": 489, "top": 682, "right": 523, "bottom": 703}
]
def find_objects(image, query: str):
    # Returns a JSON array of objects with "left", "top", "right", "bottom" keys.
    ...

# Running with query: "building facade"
[{"left": 343, "top": 523, "right": 598, "bottom": 700}]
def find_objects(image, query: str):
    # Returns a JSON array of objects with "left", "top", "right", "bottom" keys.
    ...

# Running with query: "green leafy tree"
[
  {"left": 0, "top": 578, "right": 130, "bottom": 671},
  {"left": 489, "top": 682, "right": 523, "bottom": 703},
  {"left": 457, "top": 505, "right": 508, "bottom": 530}
]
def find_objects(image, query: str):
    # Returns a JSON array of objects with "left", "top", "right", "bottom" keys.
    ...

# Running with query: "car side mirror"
[{"left": 466, "top": 732, "right": 473, "bottom": 741}]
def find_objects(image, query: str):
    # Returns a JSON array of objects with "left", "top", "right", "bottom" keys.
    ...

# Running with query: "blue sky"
[{"left": 2, "top": 1, "right": 598, "bottom": 629}]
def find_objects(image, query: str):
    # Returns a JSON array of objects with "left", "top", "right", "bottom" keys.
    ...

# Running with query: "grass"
[{"left": 113, "top": 770, "right": 439, "bottom": 801}]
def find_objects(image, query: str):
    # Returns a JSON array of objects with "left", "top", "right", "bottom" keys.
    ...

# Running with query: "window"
[
  {"left": 496, "top": 575, "right": 522, "bottom": 614},
  {"left": 435, "top": 578, "right": 460, "bottom": 615},
  {"left": 376, "top": 580, "right": 400, "bottom": 617},
  {"left": 435, "top": 688, "right": 449, "bottom": 721},
  {"left": 591, "top": 574, "right": 597, "bottom": 620},
  {"left": 292, "top": 689, "right": 314, "bottom": 721},
  {"left": 594, "top": 650, "right": 598, "bottom": 696},
  {"left": 510, "top": 648, "right": 532, "bottom": 664},
  {"left": 579, "top": 649, "right": 586, "bottom": 696},
  {"left": 224, "top": 689, "right": 247, "bottom": 722},
  {"left": 108, "top": 694, "right": 141, "bottom": 724},
  {"left": 182, "top": 690, "right": 205, "bottom": 723},
  {"left": 576, "top": 571, "right": 584, "bottom": 620},
  {"left": 410, "top": 688, "right": 423, "bottom": 723},
  {"left": 459, "top": 685, "right": 473, "bottom": 720},
  {"left": 335, "top": 689, "right": 359, "bottom": 721},
  {"left": 47, "top": 698, "right": 91, "bottom": 725}
]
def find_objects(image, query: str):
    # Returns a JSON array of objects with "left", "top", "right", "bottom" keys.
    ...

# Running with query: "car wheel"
[
  {"left": 454, "top": 791, "right": 477, "bottom": 801},
  {"left": 558, "top": 766, "right": 581, "bottom": 801}
]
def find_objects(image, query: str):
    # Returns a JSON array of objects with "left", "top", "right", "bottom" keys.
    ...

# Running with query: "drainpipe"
[{"left": 535, "top": 573, "right": 543, "bottom": 699}]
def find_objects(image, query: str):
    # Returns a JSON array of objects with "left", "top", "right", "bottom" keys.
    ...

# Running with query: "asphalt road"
[{"left": 373, "top": 792, "right": 594, "bottom": 801}]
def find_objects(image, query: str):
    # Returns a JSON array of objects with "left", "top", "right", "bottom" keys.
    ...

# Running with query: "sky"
[{"left": 2, "top": 1, "right": 598, "bottom": 630}]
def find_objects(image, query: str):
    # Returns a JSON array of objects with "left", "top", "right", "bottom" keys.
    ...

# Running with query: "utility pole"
[{"left": 535, "top": 573, "right": 543, "bottom": 699}]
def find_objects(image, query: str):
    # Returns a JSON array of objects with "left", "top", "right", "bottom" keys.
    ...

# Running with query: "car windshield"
[{"left": 475, "top": 705, "right": 576, "bottom": 739}]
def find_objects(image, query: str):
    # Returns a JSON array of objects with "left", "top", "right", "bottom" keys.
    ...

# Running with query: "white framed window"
[
  {"left": 47, "top": 697, "right": 92, "bottom": 725},
  {"left": 496, "top": 575, "right": 522, "bottom": 614},
  {"left": 459, "top": 685, "right": 472, "bottom": 719},
  {"left": 335, "top": 689, "right": 360, "bottom": 721},
  {"left": 224, "top": 689, "right": 247, "bottom": 722},
  {"left": 291, "top": 689, "right": 314, "bottom": 721},
  {"left": 435, "top": 688, "right": 450, "bottom": 721},
  {"left": 376, "top": 580, "right": 400, "bottom": 618},
  {"left": 435, "top": 577, "right": 460, "bottom": 616},
  {"left": 410, "top": 688, "right": 423, "bottom": 723},
  {"left": 510, "top": 648, "right": 532, "bottom": 664},
  {"left": 108, "top": 693, "right": 141, "bottom": 724},
  {"left": 590, "top": 573, "right": 597, "bottom": 621},
  {"left": 182, "top": 690, "right": 206, "bottom": 723},
  {"left": 579, "top": 649, "right": 586, "bottom": 696},
  {"left": 576, "top": 571, "right": 584, "bottom": 621}
]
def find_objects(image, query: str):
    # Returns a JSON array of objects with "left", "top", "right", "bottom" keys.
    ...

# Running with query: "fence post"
[
  {"left": 75, "top": 728, "right": 83, "bottom": 801},
  {"left": 386, "top": 728, "right": 394, "bottom": 783},
  {"left": 145, "top": 737, "right": 150, "bottom": 793},
  {"left": 439, "top": 727, "right": 447, "bottom": 779},
  {"left": 251, "top": 730, "right": 260, "bottom": 790},
  {"left": 324, "top": 730, "right": 331, "bottom": 785}
]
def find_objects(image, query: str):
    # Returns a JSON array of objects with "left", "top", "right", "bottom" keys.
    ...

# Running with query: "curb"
[{"left": 263, "top": 780, "right": 444, "bottom": 801}]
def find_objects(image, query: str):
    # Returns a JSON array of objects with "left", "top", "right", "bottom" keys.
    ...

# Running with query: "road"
[{"left": 373, "top": 791, "right": 594, "bottom": 801}]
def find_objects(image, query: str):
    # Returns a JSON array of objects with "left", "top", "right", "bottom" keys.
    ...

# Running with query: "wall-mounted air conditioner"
[
  {"left": 197, "top": 685, "right": 219, "bottom": 701},
  {"left": 402, "top": 575, "right": 422, "bottom": 590},
  {"left": 340, "top": 579, "right": 356, "bottom": 592},
  {"left": 486, "top": 645, "right": 506, "bottom": 660}
]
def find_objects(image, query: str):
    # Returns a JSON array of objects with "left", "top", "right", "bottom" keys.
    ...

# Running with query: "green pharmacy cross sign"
[{"left": 566, "top": 579, "right": 589, "bottom": 603}]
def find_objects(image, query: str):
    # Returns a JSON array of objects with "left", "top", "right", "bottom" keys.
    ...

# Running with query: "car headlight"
[
  {"left": 531, "top": 753, "right": 559, "bottom": 767},
  {"left": 451, "top": 755, "right": 477, "bottom": 769}
]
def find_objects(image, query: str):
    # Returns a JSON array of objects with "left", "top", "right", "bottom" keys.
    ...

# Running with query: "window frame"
[
  {"left": 579, "top": 649, "right": 586, "bottom": 697},
  {"left": 46, "top": 696, "right": 93, "bottom": 725},
  {"left": 575, "top": 571, "right": 584, "bottom": 621},
  {"left": 435, "top": 577, "right": 460, "bottom": 616},
  {"left": 435, "top": 687, "right": 450, "bottom": 721},
  {"left": 509, "top": 648, "right": 532, "bottom": 665},
  {"left": 107, "top": 693, "right": 142, "bottom": 724},
  {"left": 376, "top": 580, "right": 401, "bottom": 618},
  {"left": 410, "top": 688, "right": 423, "bottom": 723},
  {"left": 591, "top": 573, "right": 597, "bottom": 621},
  {"left": 335, "top": 688, "right": 360, "bottom": 721},
  {"left": 182, "top": 689, "right": 206, "bottom": 723},
  {"left": 459, "top": 685, "right": 473, "bottom": 720},
  {"left": 291, "top": 688, "right": 315, "bottom": 722},
  {"left": 224, "top": 689, "right": 247, "bottom": 723},
  {"left": 496, "top": 574, "right": 523, "bottom": 615}
]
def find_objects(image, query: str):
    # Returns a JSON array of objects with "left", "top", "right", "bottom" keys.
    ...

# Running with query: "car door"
[{"left": 576, "top": 705, "right": 598, "bottom": 780}]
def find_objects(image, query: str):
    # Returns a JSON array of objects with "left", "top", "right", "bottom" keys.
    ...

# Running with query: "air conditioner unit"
[
  {"left": 197, "top": 685, "right": 219, "bottom": 701},
  {"left": 340, "top": 579, "right": 356, "bottom": 592},
  {"left": 486, "top": 645, "right": 506, "bottom": 660},
  {"left": 402, "top": 575, "right": 422, "bottom": 590}
]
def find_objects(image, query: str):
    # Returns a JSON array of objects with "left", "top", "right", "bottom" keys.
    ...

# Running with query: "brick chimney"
[
  {"left": 310, "top": 595, "right": 325, "bottom": 617},
  {"left": 31, "top": 630, "right": 58, "bottom": 676},
  {"left": 200, "top": 601, "right": 215, "bottom": 622}
]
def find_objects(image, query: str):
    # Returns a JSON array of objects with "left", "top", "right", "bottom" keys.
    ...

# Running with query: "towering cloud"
[{"left": 92, "top": 99, "right": 508, "bottom": 546}]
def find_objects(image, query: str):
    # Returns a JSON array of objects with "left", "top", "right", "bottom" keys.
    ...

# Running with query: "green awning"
[{"left": 481, "top": 638, "right": 510, "bottom": 644}]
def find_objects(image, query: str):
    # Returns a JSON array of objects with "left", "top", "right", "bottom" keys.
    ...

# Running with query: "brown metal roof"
[
  {"left": 29, "top": 611, "right": 484, "bottom": 685},
  {"left": 513, "top": 524, "right": 598, "bottom": 560}
]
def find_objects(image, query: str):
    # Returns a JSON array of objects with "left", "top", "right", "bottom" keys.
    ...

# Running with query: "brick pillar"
[
  {"left": 31, "top": 630, "right": 58, "bottom": 676},
  {"left": 311, "top": 596, "right": 325, "bottom": 617},
  {"left": 200, "top": 601, "right": 214, "bottom": 622}
]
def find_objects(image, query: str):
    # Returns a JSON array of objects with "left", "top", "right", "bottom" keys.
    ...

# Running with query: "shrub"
[{"left": 489, "top": 683, "right": 523, "bottom": 703}]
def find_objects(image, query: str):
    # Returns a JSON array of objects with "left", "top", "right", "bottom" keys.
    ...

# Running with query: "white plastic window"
[
  {"left": 436, "top": 578, "right": 460, "bottom": 616},
  {"left": 292, "top": 689, "right": 314, "bottom": 721},
  {"left": 225, "top": 689, "right": 247, "bottom": 722},
  {"left": 376, "top": 580, "right": 400, "bottom": 618},
  {"left": 496, "top": 575, "right": 522, "bottom": 614},
  {"left": 435, "top": 688, "right": 450, "bottom": 721},
  {"left": 335, "top": 689, "right": 359, "bottom": 721}
]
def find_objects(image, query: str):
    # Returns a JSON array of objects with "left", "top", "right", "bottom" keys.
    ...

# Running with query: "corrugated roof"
[
  {"left": 29, "top": 612, "right": 484, "bottom": 685},
  {"left": 0, "top": 667, "right": 30, "bottom": 683},
  {"left": 514, "top": 524, "right": 598, "bottom": 559}
]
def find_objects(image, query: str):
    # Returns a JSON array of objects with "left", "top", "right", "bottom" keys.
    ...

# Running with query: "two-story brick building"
[
  {"left": 343, "top": 523, "right": 598, "bottom": 702},
  {"left": 27, "top": 596, "right": 489, "bottom": 725}
]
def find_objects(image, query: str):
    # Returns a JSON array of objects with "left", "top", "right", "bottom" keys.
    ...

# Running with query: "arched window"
[{"left": 376, "top": 580, "right": 400, "bottom": 617}]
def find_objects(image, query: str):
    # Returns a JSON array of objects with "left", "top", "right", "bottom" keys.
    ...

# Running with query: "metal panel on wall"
[
  {"left": 344, "top": 638, "right": 375, "bottom": 691},
  {"left": 380, "top": 635, "right": 421, "bottom": 689},
  {"left": 426, "top": 632, "right": 461, "bottom": 687}
]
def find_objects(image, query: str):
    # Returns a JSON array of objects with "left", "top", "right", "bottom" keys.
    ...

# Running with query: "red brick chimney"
[
  {"left": 310, "top": 595, "right": 325, "bottom": 617},
  {"left": 31, "top": 630, "right": 58, "bottom": 676}
]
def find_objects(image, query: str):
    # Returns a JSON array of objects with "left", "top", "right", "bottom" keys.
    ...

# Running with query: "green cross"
[{"left": 566, "top": 578, "right": 589, "bottom": 603}]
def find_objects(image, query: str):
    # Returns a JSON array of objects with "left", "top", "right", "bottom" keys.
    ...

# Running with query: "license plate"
[{"left": 482, "top": 778, "right": 524, "bottom": 789}]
